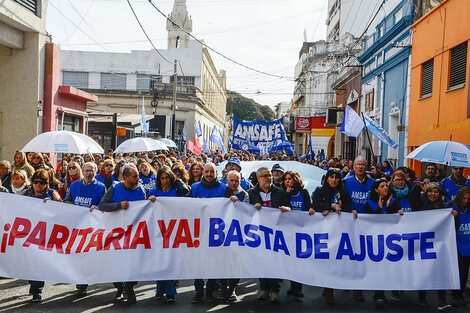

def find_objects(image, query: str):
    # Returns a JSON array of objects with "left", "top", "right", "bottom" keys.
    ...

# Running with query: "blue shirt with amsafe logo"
[
  {"left": 69, "top": 179, "right": 106, "bottom": 207},
  {"left": 344, "top": 176, "right": 375, "bottom": 213}
]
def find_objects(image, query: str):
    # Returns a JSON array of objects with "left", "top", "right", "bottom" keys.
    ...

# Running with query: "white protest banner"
[{"left": 0, "top": 193, "right": 459, "bottom": 290}]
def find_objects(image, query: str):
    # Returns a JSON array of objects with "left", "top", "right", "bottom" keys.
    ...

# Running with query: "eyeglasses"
[
  {"left": 453, "top": 168, "right": 464, "bottom": 171},
  {"left": 393, "top": 179, "right": 405, "bottom": 182},
  {"left": 355, "top": 164, "right": 367, "bottom": 168},
  {"left": 33, "top": 180, "right": 48, "bottom": 186},
  {"left": 259, "top": 174, "right": 272, "bottom": 178},
  {"left": 33, "top": 156, "right": 40, "bottom": 159},
  {"left": 68, "top": 166, "right": 77, "bottom": 170},
  {"left": 104, "top": 164, "right": 113, "bottom": 167}
]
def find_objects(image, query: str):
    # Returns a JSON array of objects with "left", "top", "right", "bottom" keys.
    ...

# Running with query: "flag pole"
[{"left": 361, "top": 112, "right": 377, "bottom": 167}]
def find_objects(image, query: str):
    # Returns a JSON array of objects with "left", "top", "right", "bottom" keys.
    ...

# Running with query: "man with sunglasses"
[
  {"left": 442, "top": 167, "right": 470, "bottom": 202},
  {"left": 64, "top": 162, "right": 106, "bottom": 297},
  {"left": 248, "top": 166, "right": 290, "bottom": 303}
]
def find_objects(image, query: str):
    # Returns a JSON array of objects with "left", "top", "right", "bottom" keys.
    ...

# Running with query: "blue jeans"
[
  {"left": 156, "top": 280, "right": 176, "bottom": 296},
  {"left": 29, "top": 281, "right": 44, "bottom": 294},
  {"left": 194, "top": 279, "right": 216, "bottom": 294}
]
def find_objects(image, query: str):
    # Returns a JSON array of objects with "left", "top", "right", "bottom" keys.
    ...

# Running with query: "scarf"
[
  {"left": 11, "top": 185, "right": 26, "bottom": 195},
  {"left": 392, "top": 184, "right": 409, "bottom": 199}
]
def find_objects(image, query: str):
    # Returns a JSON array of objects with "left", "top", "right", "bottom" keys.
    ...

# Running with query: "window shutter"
[
  {"left": 449, "top": 42, "right": 468, "bottom": 89},
  {"left": 421, "top": 59, "right": 434, "bottom": 97},
  {"left": 13, "top": 0, "right": 37, "bottom": 15}
]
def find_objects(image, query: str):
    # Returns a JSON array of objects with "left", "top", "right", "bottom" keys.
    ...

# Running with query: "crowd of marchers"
[{"left": 0, "top": 149, "right": 469, "bottom": 312}]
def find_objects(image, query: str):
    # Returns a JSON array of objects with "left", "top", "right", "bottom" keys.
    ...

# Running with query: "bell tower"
[{"left": 166, "top": 0, "right": 192, "bottom": 49}]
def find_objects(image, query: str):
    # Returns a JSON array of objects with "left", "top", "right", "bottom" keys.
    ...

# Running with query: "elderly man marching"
[
  {"left": 248, "top": 166, "right": 291, "bottom": 303},
  {"left": 220, "top": 157, "right": 253, "bottom": 191},
  {"left": 64, "top": 162, "right": 106, "bottom": 297}
]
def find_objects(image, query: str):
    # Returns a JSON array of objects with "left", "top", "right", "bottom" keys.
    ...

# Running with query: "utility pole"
[{"left": 172, "top": 59, "right": 177, "bottom": 141}]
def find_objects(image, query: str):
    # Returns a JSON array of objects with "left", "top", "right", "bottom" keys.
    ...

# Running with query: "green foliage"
[{"left": 226, "top": 90, "right": 275, "bottom": 122}]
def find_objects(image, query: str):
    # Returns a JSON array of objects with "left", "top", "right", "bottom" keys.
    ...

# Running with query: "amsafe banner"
[{"left": 0, "top": 193, "right": 459, "bottom": 290}]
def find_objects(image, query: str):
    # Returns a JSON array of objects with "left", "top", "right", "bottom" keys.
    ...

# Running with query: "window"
[
  {"left": 62, "top": 71, "right": 88, "bottom": 89},
  {"left": 365, "top": 89, "right": 374, "bottom": 111},
  {"left": 170, "top": 75, "right": 195, "bottom": 85},
  {"left": 176, "top": 36, "right": 181, "bottom": 48},
  {"left": 421, "top": 59, "right": 434, "bottom": 98},
  {"left": 394, "top": 8, "right": 403, "bottom": 23},
  {"left": 449, "top": 42, "right": 468, "bottom": 89},
  {"left": 101, "top": 73, "right": 126, "bottom": 90},
  {"left": 13, "top": 0, "right": 37, "bottom": 15}
]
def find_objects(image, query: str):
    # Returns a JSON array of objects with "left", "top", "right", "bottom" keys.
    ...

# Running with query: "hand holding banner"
[{"left": 0, "top": 193, "right": 459, "bottom": 290}]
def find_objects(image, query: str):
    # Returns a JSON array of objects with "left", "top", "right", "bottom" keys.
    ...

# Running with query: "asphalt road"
[{"left": 0, "top": 278, "right": 468, "bottom": 313}]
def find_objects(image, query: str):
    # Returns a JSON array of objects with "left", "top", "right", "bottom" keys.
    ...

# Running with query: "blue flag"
[
  {"left": 210, "top": 126, "right": 224, "bottom": 150},
  {"left": 182, "top": 125, "right": 186, "bottom": 141},
  {"left": 340, "top": 105, "right": 364, "bottom": 137},
  {"left": 306, "top": 132, "right": 314, "bottom": 160},
  {"left": 363, "top": 115, "right": 398, "bottom": 149},
  {"left": 196, "top": 121, "right": 202, "bottom": 137},
  {"left": 202, "top": 138, "right": 210, "bottom": 154},
  {"left": 141, "top": 97, "right": 148, "bottom": 133}
]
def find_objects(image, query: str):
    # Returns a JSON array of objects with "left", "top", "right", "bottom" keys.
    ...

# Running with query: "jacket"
[
  {"left": 248, "top": 184, "right": 290, "bottom": 208},
  {"left": 312, "top": 184, "right": 352, "bottom": 212}
]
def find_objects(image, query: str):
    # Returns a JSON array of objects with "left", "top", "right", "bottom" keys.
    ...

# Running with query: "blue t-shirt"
[
  {"left": 344, "top": 176, "right": 375, "bottom": 213},
  {"left": 95, "top": 173, "right": 106, "bottom": 184},
  {"left": 69, "top": 179, "right": 106, "bottom": 207},
  {"left": 149, "top": 187, "right": 178, "bottom": 197},
  {"left": 290, "top": 192, "right": 306, "bottom": 211},
  {"left": 455, "top": 208, "right": 470, "bottom": 256},
  {"left": 112, "top": 183, "right": 147, "bottom": 202},
  {"left": 399, "top": 198, "right": 412, "bottom": 213},
  {"left": 444, "top": 177, "right": 470, "bottom": 203},
  {"left": 191, "top": 181, "right": 227, "bottom": 198},
  {"left": 139, "top": 173, "right": 157, "bottom": 190}
]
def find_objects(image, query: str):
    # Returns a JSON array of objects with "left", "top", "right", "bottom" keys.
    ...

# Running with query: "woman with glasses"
[
  {"left": 30, "top": 153, "right": 48, "bottom": 171},
  {"left": 409, "top": 181, "right": 452, "bottom": 310},
  {"left": 171, "top": 162, "right": 189, "bottom": 185},
  {"left": 96, "top": 159, "right": 114, "bottom": 184},
  {"left": 21, "top": 169, "right": 61, "bottom": 302},
  {"left": 59, "top": 161, "right": 83, "bottom": 199},
  {"left": 139, "top": 161, "right": 157, "bottom": 189},
  {"left": 389, "top": 171, "right": 413, "bottom": 212},
  {"left": 104, "top": 160, "right": 126, "bottom": 189},
  {"left": 149, "top": 166, "right": 190, "bottom": 302}
]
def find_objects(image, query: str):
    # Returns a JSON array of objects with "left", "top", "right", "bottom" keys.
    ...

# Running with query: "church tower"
[{"left": 166, "top": 0, "right": 192, "bottom": 49}]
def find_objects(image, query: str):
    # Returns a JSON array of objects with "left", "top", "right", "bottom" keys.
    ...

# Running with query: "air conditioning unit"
[{"left": 324, "top": 108, "right": 344, "bottom": 126}]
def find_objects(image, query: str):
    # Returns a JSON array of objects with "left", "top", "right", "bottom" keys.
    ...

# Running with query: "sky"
[{"left": 45, "top": 0, "right": 328, "bottom": 110}]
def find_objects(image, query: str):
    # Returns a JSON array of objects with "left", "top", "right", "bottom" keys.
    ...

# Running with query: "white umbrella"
[
  {"left": 159, "top": 138, "right": 178, "bottom": 149},
  {"left": 217, "top": 160, "right": 325, "bottom": 195},
  {"left": 114, "top": 137, "right": 168, "bottom": 154},
  {"left": 405, "top": 141, "right": 470, "bottom": 168},
  {"left": 21, "top": 130, "right": 104, "bottom": 154}
]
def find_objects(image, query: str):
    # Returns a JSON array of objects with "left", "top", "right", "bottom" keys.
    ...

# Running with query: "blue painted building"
[{"left": 357, "top": 0, "right": 413, "bottom": 167}]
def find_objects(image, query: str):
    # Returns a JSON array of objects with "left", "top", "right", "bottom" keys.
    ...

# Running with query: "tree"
[{"left": 226, "top": 90, "right": 275, "bottom": 122}]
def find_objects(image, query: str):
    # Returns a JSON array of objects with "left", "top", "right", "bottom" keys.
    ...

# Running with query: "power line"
[
  {"left": 48, "top": 1, "right": 134, "bottom": 68},
  {"left": 126, "top": 0, "right": 173, "bottom": 64},
  {"left": 147, "top": 0, "right": 295, "bottom": 81}
]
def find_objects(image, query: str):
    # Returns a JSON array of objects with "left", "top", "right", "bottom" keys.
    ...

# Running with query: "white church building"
[{"left": 60, "top": 0, "right": 227, "bottom": 151}]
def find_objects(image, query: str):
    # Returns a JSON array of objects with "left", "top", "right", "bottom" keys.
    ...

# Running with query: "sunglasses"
[
  {"left": 33, "top": 180, "right": 48, "bottom": 186},
  {"left": 454, "top": 168, "right": 464, "bottom": 171},
  {"left": 68, "top": 166, "right": 77, "bottom": 170},
  {"left": 104, "top": 164, "right": 113, "bottom": 167},
  {"left": 33, "top": 156, "right": 41, "bottom": 159}
]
